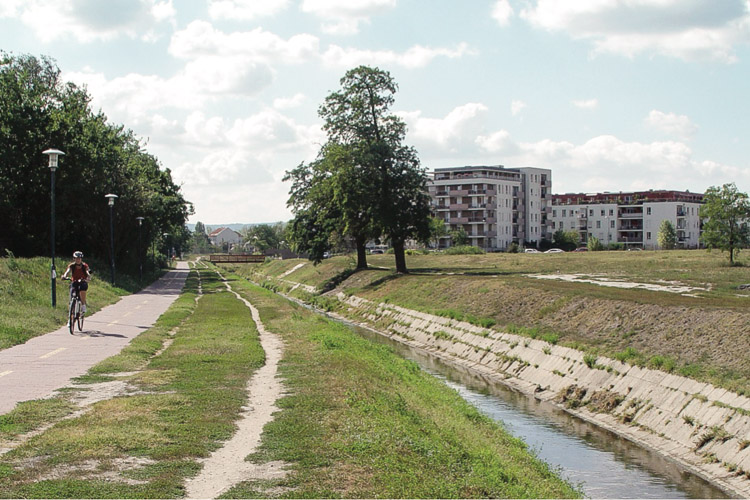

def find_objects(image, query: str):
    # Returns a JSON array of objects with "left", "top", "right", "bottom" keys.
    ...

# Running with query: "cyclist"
[{"left": 62, "top": 251, "right": 91, "bottom": 314}]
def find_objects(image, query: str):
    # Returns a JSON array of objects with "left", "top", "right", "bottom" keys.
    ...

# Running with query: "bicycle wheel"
[
  {"left": 77, "top": 302, "right": 85, "bottom": 332},
  {"left": 68, "top": 298, "right": 76, "bottom": 335}
]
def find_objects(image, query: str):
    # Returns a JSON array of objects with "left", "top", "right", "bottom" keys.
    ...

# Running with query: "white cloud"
[
  {"left": 399, "top": 103, "right": 489, "bottom": 153},
  {"left": 491, "top": 0, "right": 513, "bottom": 26},
  {"left": 274, "top": 93, "right": 307, "bottom": 109},
  {"left": 572, "top": 98, "right": 599, "bottom": 109},
  {"left": 322, "top": 42, "right": 473, "bottom": 68},
  {"left": 169, "top": 21, "right": 320, "bottom": 63},
  {"left": 301, "top": 0, "right": 396, "bottom": 35},
  {"left": 511, "top": 100, "right": 526, "bottom": 116},
  {"left": 520, "top": 0, "right": 750, "bottom": 62},
  {"left": 15, "top": 0, "right": 175, "bottom": 43},
  {"left": 0, "top": 0, "right": 25, "bottom": 17},
  {"left": 475, "top": 130, "right": 520, "bottom": 155},
  {"left": 644, "top": 110, "right": 698, "bottom": 139},
  {"left": 208, "top": 0, "right": 289, "bottom": 20}
]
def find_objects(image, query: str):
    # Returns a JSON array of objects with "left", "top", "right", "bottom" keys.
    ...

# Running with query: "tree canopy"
[
  {"left": 0, "top": 52, "right": 192, "bottom": 269},
  {"left": 699, "top": 183, "right": 750, "bottom": 266},
  {"left": 286, "top": 66, "right": 431, "bottom": 272}
]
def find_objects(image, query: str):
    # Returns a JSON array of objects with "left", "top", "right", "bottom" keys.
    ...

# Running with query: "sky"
[{"left": 1, "top": 0, "right": 749, "bottom": 225}]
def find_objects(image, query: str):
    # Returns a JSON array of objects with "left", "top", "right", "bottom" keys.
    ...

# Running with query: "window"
[
  {"left": 647, "top": 232, "right": 651, "bottom": 240},
  {"left": 609, "top": 209, "right": 614, "bottom": 216},
  {"left": 551, "top": 221, "right": 556, "bottom": 229},
  {"left": 596, "top": 221, "right": 601, "bottom": 229},
  {"left": 589, "top": 209, "right": 593, "bottom": 216},
  {"left": 562, "top": 209, "right": 567, "bottom": 217},
  {"left": 647, "top": 207, "right": 652, "bottom": 215},
  {"left": 601, "top": 209, "right": 605, "bottom": 216},
  {"left": 611, "top": 220, "right": 615, "bottom": 228},
  {"left": 552, "top": 210, "right": 557, "bottom": 217}
]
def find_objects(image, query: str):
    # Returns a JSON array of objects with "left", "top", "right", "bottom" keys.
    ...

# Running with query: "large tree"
[
  {"left": 0, "top": 52, "right": 192, "bottom": 269},
  {"left": 317, "top": 66, "right": 431, "bottom": 273},
  {"left": 285, "top": 142, "right": 380, "bottom": 268},
  {"left": 700, "top": 183, "right": 750, "bottom": 266}
]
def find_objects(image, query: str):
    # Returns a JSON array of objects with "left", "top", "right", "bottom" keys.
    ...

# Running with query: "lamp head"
[
  {"left": 42, "top": 149, "right": 65, "bottom": 171},
  {"left": 105, "top": 193, "right": 118, "bottom": 207}
]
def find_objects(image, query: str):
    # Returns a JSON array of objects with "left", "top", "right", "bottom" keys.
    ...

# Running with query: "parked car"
[
  {"left": 545, "top": 248, "right": 564, "bottom": 253},
  {"left": 524, "top": 248, "right": 540, "bottom": 253},
  {"left": 371, "top": 249, "right": 384, "bottom": 254},
  {"left": 573, "top": 247, "right": 588, "bottom": 252}
]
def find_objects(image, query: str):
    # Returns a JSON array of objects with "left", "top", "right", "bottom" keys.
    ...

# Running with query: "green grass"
[
  {"left": 220, "top": 277, "right": 580, "bottom": 499},
  {"left": 0, "top": 267, "right": 265, "bottom": 499},
  {"left": 0, "top": 255, "right": 167, "bottom": 351},
  {"left": 224, "top": 249, "right": 750, "bottom": 397}
]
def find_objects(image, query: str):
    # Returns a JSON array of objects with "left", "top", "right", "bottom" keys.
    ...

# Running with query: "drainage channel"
[{"left": 350, "top": 323, "right": 728, "bottom": 499}]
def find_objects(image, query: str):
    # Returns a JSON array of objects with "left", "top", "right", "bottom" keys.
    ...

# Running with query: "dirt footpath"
[{"left": 184, "top": 271, "right": 286, "bottom": 499}]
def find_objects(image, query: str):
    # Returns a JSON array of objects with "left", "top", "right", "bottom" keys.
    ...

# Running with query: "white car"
[
  {"left": 545, "top": 248, "right": 564, "bottom": 253},
  {"left": 524, "top": 248, "right": 540, "bottom": 253}
]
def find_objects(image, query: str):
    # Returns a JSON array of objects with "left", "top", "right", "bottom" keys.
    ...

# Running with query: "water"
[{"left": 350, "top": 323, "right": 729, "bottom": 499}]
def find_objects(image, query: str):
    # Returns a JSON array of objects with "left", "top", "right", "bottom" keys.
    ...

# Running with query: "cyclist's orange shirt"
[{"left": 67, "top": 262, "right": 89, "bottom": 281}]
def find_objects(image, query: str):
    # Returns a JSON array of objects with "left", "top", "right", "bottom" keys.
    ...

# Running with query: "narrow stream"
[{"left": 348, "top": 323, "right": 729, "bottom": 499}]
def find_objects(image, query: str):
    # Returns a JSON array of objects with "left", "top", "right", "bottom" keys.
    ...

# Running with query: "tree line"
[{"left": 0, "top": 53, "right": 192, "bottom": 271}]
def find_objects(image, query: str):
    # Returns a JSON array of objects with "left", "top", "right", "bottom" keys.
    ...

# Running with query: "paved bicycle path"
[{"left": 0, "top": 262, "right": 189, "bottom": 415}]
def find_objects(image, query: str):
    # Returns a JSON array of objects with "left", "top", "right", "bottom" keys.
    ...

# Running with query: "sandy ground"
[
  {"left": 183, "top": 273, "right": 286, "bottom": 499},
  {"left": 527, "top": 273, "right": 709, "bottom": 294}
]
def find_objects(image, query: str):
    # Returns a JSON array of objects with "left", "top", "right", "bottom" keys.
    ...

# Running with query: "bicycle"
[{"left": 62, "top": 277, "right": 85, "bottom": 334}]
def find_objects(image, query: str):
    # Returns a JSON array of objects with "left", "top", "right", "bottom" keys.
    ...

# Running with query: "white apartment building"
[
  {"left": 550, "top": 190, "right": 704, "bottom": 249},
  {"left": 427, "top": 165, "right": 552, "bottom": 250}
]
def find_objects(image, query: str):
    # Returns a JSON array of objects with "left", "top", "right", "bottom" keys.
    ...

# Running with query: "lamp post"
[
  {"left": 105, "top": 194, "right": 118, "bottom": 284},
  {"left": 43, "top": 149, "right": 64, "bottom": 307},
  {"left": 163, "top": 232, "right": 170, "bottom": 263},
  {"left": 136, "top": 217, "right": 144, "bottom": 283}
]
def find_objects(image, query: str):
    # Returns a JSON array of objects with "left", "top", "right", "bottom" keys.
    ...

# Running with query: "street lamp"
[
  {"left": 105, "top": 194, "right": 118, "bottom": 284},
  {"left": 43, "top": 148, "right": 64, "bottom": 307},
  {"left": 136, "top": 217, "right": 144, "bottom": 284},
  {"left": 163, "top": 232, "right": 170, "bottom": 262}
]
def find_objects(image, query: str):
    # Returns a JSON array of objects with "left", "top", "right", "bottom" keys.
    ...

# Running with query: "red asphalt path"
[{"left": 0, "top": 262, "right": 189, "bottom": 415}]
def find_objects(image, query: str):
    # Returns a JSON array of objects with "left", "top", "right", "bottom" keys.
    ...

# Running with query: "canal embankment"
[{"left": 331, "top": 291, "right": 750, "bottom": 498}]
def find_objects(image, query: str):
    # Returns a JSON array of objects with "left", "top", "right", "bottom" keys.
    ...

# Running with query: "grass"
[
  {"left": 0, "top": 267, "right": 266, "bottom": 498},
  {"left": 218, "top": 276, "right": 580, "bottom": 499},
  {"left": 0, "top": 254, "right": 167, "bottom": 351},
  {"left": 224, "top": 249, "right": 750, "bottom": 396}
]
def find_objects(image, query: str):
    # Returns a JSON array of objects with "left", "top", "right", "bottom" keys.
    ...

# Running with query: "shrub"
[
  {"left": 505, "top": 242, "right": 519, "bottom": 253},
  {"left": 584, "top": 353, "right": 598, "bottom": 368},
  {"left": 443, "top": 245, "right": 485, "bottom": 255}
]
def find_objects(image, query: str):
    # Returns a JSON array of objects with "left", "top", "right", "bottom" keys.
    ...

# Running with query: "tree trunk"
[
  {"left": 393, "top": 239, "right": 407, "bottom": 273},
  {"left": 356, "top": 236, "right": 368, "bottom": 269}
]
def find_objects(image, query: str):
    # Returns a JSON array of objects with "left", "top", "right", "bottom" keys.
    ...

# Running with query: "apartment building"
[
  {"left": 427, "top": 165, "right": 552, "bottom": 250},
  {"left": 550, "top": 190, "right": 704, "bottom": 249}
]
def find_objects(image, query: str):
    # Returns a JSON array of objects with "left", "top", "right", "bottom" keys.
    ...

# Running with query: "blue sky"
[{"left": 2, "top": 0, "right": 749, "bottom": 225}]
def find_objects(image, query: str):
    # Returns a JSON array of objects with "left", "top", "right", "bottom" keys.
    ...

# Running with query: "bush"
[
  {"left": 443, "top": 245, "right": 485, "bottom": 255},
  {"left": 587, "top": 236, "right": 604, "bottom": 251},
  {"left": 505, "top": 242, "right": 519, "bottom": 253}
]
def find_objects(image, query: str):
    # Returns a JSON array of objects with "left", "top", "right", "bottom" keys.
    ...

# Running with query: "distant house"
[{"left": 208, "top": 227, "right": 242, "bottom": 248}]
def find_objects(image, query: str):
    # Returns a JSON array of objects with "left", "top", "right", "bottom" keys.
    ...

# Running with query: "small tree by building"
[
  {"left": 587, "top": 235, "right": 604, "bottom": 251},
  {"left": 552, "top": 229, "right": 579, "bottom": 252},
  {"left": 657, "top": 220, "right": 677, "bottom": 250},
  {"left": 450, "top": 227, "right": 469, "bottom": 246},
  {"left": 700, "top": 183, "right": 750, "bottom": 266}
]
